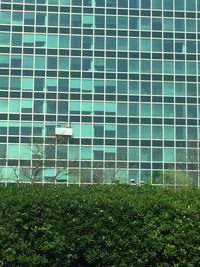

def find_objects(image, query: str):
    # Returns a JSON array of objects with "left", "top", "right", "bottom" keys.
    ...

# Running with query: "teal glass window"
[
  {"left": 106, "top": 37, "right": 116, "bottom": 50},
  {"left": 0, "top": 11, "right": 11, "bottom": 24},
  {"left": 129, "top": 125, "right": 139, "bottom": 138},
  {"left": 118, "top": 0, "right": 128, "bottom": 8},
  {"left": 152, "top": 104, "right": 162, "bottom": 117},
  {"left": 117, "top": 147, "right": 127, "bottom": 161},
  {"left": 187, "top": 105, "right": 197, "bottom": 118},
  {"left": 0, "top": 99, "right": 8, "bottom": 112},
  {"left": 117, "top": 125, "right": 127, "bottom": 138},
  {"left": 107, "top": 0, "right": 116, "bottom": 7},
  {"left": 176, "top": 127, "right": 186, "bottom": 140},
  {"left": 187, "top": 83, "right": 197, "bottom": 96},
  {"left": 70, "top": 79, "right": 80, "bottom": 92},
  {"left": 164, "top": 61, "right": 174, "bottom": 74},
  {"left": 59, "top": 57, "right": 69, "bottom": 70},
  {"left": 46, "top": 78, "right": 57, "bottom": 91},
  {"left": 35, "top": 56, "right": 45, "bottom": 69},
  {"left": 188, "top": 127, "right": 197, "bottom": 140},
  {"left": 106, "top": 16, "right": 116, "bottom": 28},
  {"left": 152, "top": 39, "right": 162, "bottom": 52},
  {"left": 36, "top": 13, "right": 46, "bottom": 26},
  {"left": 22, "top": 77, "right": 33, "bottom": 90},
  {"left": 164, "top": 19, "right": 173, "bottom": 31},
  {"left": 187, "top": 62, "right": 197, "bottom": 75},
  {"left": 141, "top": 103, "right": 151, "bottom": 117},
  {"left": 82, "top": 124, "right": 93, "bottom": 138},
  {"left": 175, "top": 0, "right": 184, "bottom": 10},
  {"left": 20, "top": 145, "right": 31, "bottom": 159},
  {"left": 175, "top": 61, "right": 185, "bottom": 74},
  {"left": 69, "top": 146, "right": 79, "bottom": 160},
  {"left": 129, "top": 60, "right": 139, "bottom": 73},
  {"left": 176, "top": 105, "right": 185, "bottom": 117},
  {"left": 152, "top": 18, "right": 162, "bottom": 30},
  {"left": 82, "top": 79, "right": 92, "bottom": 92},
  {"left": 8, "top": 144, "right": 19, "bottom": 158},
  {"left": 117, "top": 103, "right": 127, "bottom": 116},
  {"left": 187, "top": 41, "right": 196, "bottom": 53},
  {"left": 129, "top": 38, "right": 139, "bottom": 51},
  {"left": 106, "top": 80, "right": 116, "bottom": 94},
  {"left": 164, "top": 148, "right": 174, "bottom": 162},
  {"left": 106, "top": 59, "right": 116, "bottom": 72},
  {"left": 60, "top": 14, "right": 70, "bottom": 26},
  {"left": 105, "top": 125, "right": 115, "bottom": 138},
  {"left": 0, "top": 33, "right": 10, "bottom": 46},
  {"left": 140, "top": 17, "right": 151, "bottom": 30},
  {"left": 118, "top": 59, "right": 127, "bottom": 72},
  {"left": 117, "top": 81, "right": 127, "bottom": 94},
  {"left": 95, "top": 16, "right": 105, "bottom": 28},
  {"left": 46, "top": 101, "right": 56, "bottom": 114},
  {"left": 23, "top": 55, "right": 34, "bottom": 68},
  {"left": 47, "top": 35, "right": 58, "bottom": 48},
  {"left": 24, "top": 12, "right": 35, "bottom": 25},
  {"left": 163, "top": 82, "right": 174, "bottom": 96},
  {"left": 118, "top": 38, "right": 128, "bottom": 51},
  {"left": 152, "top": 126, "right": 162, "bottom": 139},
  {"left": 70, "top": 101, "right": 80, "bottom": 114},
  {"left": 175, "top": 19, "right": 185, "bottom": 32},
  {"left": 186, "top": 0, "right": 196, "bottom": 11},
  {"left": 141, "top": 148, "right": 151, "bottom": 161},
  {"left": 0, "top": 121, "right": 8, "bottom": 136},
  {"left": 152, "top": 60, "right": 162, "bottom": 74},
  {"left": 94, "top": 58, "right": 104, "bottom": 71},
  {"left": 129, "top": 81, "right": 139, "bottom": 94},
  {"left": 129, "top": 17, "right": 139, "bottom": 30},
  {"left": 57, "top": 146, "right": 67, "bottom": 159},
  {"left": 71, "top": 15, "right": 82, "bottom": 27},
  {"left": 141, "top": 38, "right": 151, "bottom": 51},
  {"left": 175, "top": 83, "right": 185, "bottom": 96},
  {"left": 12, "top": 33, "right": 22, "bottom": 46},
  {"left": 141, "top": 126, "right": 151, "bottom": 139},
  {"left": 95, "top": 37, "right": 104, "bottom": 49},
  {"left": 118, "top": 16, "right": 128, "bottom": 29},
  {"left": 81, "top": 147, "right": 92, "bottom": 160},
  {"left": 21, "top": 100, "right": 32, "bottom": 113},
  {"left": 152, "top": 148, "right": 163, "bottom": 161},
  {"left": 141, "top": 82, "right": 151, "bottom": 95},
  {"left": 176, "top": 149, "right": 186, "bottom": 162},
  {"left": 94, "top": 102, "right": 104, "bottom": 115},
  {"left": 59, "top": 35, "right": 69, "bottom": 48},
  {"left": 129, "top": 148, "right": 139, "bottom": 161},
  {"left": 71, "top": 123, "right": 80, "bottom": 138},
  {"left": 129, "top": 103, "right": 139, "bottom": 116},
  {"left": 164, "top": 126, "right": 174, "bottom": 140},
  {"left": 164, "top": 104, "right": 174, "bottom": 117},
  {"left": 10, "top": 77, "right": 21, "bottom": 90},
  {"left": 152, "top": 0, "right": 162, "bottom": 9},
  {"left": 141, "top": 60, "right": 151, "bottom": 73},
  {"left": 0, "top": 55, "right": 9, "bottom": 67},
  {"left": 163, "top": 0, "right": 173, "bottom": 10}
]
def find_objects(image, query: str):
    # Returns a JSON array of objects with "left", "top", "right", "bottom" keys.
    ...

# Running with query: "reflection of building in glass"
[{"left": 0, "top": 0, "right": 200, "bottom": 184}]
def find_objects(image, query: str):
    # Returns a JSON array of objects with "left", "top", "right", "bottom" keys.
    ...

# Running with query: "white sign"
[{"left": 55, "top": 127, "right": 73, "bottom": 136}]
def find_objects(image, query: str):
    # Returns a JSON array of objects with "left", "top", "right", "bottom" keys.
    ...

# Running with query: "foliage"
[{"left": 0, "top": 185, "right": 200, "bottom": 266}]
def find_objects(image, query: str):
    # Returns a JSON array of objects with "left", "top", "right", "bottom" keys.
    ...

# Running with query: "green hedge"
[{"left": 0, "top": 185, "right": 200, "bottom": 266}]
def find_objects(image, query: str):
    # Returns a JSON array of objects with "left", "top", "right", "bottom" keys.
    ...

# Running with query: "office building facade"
[{"left": 0, "top": 0, "right": 200, "bottom": 184}]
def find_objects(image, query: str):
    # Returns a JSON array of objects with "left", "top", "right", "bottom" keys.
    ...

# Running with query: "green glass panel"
[
  {"left": 164, "top": 148, "right": 174, "bottom": 162},
  {"left": 164, "top": 126, "right": 174, "bottom": 140},
  {"left": 129, "top": 147, "right": 139, "bottom": 161},
  {"left": 141, "top": 148, "right": 151, "bottom": 161},
  {"left": 82, "top": 124, "right": 93, "bottom": 138},
  {"left": 141, "top": 126, "right": 151, "bottom": 138}
]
